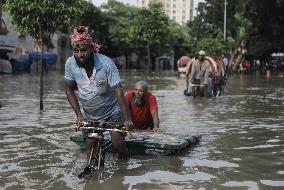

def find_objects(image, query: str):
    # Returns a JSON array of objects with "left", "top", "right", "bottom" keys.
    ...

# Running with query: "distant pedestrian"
[
  {"left": 222, "top": 54, "right": 229, "bottom": 72},
  {"left": 256, "top": 59, "right": 261, "bottom": 70}
]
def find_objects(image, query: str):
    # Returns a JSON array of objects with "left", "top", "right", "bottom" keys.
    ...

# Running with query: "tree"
[
  {"left": 168, "top": 21, "right": 192, "bottom": 70},
  {"left": 74, "top": 0, "right": 138, "bottom": 69},
  {"left": 101, "top": 0, "right": 138, "bottom": 68},
  {"left": 190, "top": 0, "right": 284, "bottom": 72},
  {"left": 0, "top": 0, "right": 2, "bottom": 32},
  {"left": 4, "top": 0, "right": 82, "bottom": 110},
  {"left": 129, "top": 2, "right": 170, "bottom": 71},
  {"left": 74, "top": 1, "right": 109, "bottom": 53},
  {"left": 196, "top": 31, "right": 233, "bottom": 55},
  {"left": 187, "top": 0, "right": 237, "bottom": 55},
  {"left": 0, "top": 0, "right": 7, "bottom": 34},
  {"left": 229, "top": 8, "right": 253, "bottom": 71},
  {"left": 245, "top": 0, "right": 284, "bottom": 58}
]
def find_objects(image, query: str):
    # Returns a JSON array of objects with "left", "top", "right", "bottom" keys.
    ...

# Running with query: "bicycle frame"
[{"left": 77, "top": 121, "right": 127, "bottom": 178}]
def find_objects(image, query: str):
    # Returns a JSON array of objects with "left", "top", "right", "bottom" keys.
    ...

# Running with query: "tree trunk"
[
  {"left": 151, "top": 56, "right": 156, "bottom": 70},
  {"left": 0, "top": 0, "right": 2, "bottom": 31},
  {"left": 124, "top": 53, "right": 128, "bottom": 69},
  {"left": 146, "top": 42, "right": 151, "bottom": 79},
  {"left": 229, "top": 38, "right": 248, "bottom": 72},
  {"left": 229, "top": 44, "right": 240, "bottom": 72},
  {"left": 40, "top": 35, "right": 44, "bottom": 110}
]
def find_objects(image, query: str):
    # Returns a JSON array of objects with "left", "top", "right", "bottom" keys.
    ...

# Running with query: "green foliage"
[
  {"left": 234, "top": 12, "right": 252, "bottom": 40},
  {"left": 187, "top": 0, "right": 234, "bottom": 56},
  {"left": 74, "top": 0, "right": 138, "bottom": 58},
  {"left": 128, "top": 2, "right": 171, "bottom": 68},
  {"left": 168, "top": 21, "right": 193, "bottom": 61},
  {"left": 129, "top": 2, "right": 170, "bottom": 46},
  {"left": 190, "top": 0, "right": 284, "bottom": 59},
  {"left": 196, "top": 31, "right": 232, "bottom": 55},
  {"left": 4, "top": 0, "right": 82, "bottom": 38},
  {"left": 101, "top": 0, "right": 138, "bottom": 56},
  {"left": 74, "top": 1, "right": 108, "bottom": 51},
  {"left": 187, "top": 0, "right": 259, "bottom": 56}
]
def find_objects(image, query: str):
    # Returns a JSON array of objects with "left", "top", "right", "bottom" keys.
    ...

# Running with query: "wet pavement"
[{"left": 0, "top": 70, "right": 283, "bottom": 190}]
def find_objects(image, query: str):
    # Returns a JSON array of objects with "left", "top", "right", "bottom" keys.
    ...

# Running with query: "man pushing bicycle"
[
  {"left": 64, "top": 26, "right": 133, "bottom": 162},
  {"left": 189, "top": 50, "right": 211, "bottom": 98}
]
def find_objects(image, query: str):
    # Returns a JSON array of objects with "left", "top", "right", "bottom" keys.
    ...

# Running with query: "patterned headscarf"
[{"left": 71, "top": 26, "right": 101, "bottom": 52}]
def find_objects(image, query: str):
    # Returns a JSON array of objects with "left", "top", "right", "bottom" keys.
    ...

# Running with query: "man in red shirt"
[{"left": 125, "top": 81, "right": 160, "bottom": 133}]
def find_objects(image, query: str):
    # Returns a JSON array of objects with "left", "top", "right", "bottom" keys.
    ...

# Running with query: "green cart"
[{"left": 70, "top": 130, "right": 201, "bottom": 155}]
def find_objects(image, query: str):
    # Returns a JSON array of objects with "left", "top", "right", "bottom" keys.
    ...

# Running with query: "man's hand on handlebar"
[
  {"left": 153, "top": 127, "right": 161, "bottom": 133},
  {"left": 75, "top": 120, "right": 133, "bottom": 132},
  {"left": 123, "top": 119, "right": 134, "bottom": 131},
  {"left": 76, "top": 114, "right": 85, "bottom": 129}
]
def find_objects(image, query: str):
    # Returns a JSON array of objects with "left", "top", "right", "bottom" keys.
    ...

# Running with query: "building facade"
[
  {"left": 0, "top": 11, "right": 68, "bottom": 73},
  {"left": 137, "top": 0, "right": 194, "bottom": 25}
]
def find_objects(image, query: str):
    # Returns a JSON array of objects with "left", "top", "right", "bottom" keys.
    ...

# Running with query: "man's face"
[
  {"left": 198, "top": 55, "right": 205, "bottom": 61},
  {"left": 132, "top": 84, "right": 147, "bottom": 105},
  {"left": 73, "top": 44, "right": 93, "bottom": 67},
  {"left": 133, "top": 84, "right": 146, "bottom": 98}
]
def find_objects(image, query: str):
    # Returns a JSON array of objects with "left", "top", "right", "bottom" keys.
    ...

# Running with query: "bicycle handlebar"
[
  {"left": 77, "top": 121, "right": 130, "bottom": 134},
  {"left": 79, "top": 126, "right": 129, "bottom": 134},
  {"left": 78, "top": 121, "right": 123, "bottom": 128},
  {"left": 189, "top": 83, "right": 204, "bottom": 87}
]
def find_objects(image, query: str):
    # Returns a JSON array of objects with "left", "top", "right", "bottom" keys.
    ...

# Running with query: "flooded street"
[{"left": 0, "top": 70, "right": 284, "bottom": 190}]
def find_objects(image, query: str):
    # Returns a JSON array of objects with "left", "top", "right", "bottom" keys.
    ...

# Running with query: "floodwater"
[{"left": 0, "top": 70, "right": 283, "bottom": 190}]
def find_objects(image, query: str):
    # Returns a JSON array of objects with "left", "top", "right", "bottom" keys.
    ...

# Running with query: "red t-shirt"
[{"left": 125, "top": 91, "right": 158, "bottom": 130}]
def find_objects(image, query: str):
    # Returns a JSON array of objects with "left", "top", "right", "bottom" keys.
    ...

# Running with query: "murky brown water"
[{"left": 0, "top": 70, "right": 284, "bottom": 190}]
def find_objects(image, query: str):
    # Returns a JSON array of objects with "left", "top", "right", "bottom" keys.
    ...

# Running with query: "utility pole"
[
  {"left": 0, "top": 0, "right": 2, "bottom": 31},
  {"left": 224, "top": 0, "right": 227, "bottom": 41}
]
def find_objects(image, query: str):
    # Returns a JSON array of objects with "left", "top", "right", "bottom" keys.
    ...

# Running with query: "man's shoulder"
[
  {"left": 96, "top": 53, "right": 110, "bottom": 60},
  {"left": 96, "top": 53, "right": 113, "bottom": 66},
  {"left": 125, "top": 91, "right": 133, "bottom": 98},
  {"left": 96, "top": 53, "right": 120, "bottom": 73},
  {"left": 66, "top": 55, "right": 75, "bottom": 65},
  {"left": 193, "top": 59, "right": 199, "bottom": 64},
  {"left": 147, "top": 92, "right": 157, "bottom": 100},
  {"left": 204, "top": 60, "right": 211, "bottom": 66},
  {"left": 147, "top": 92, "right": 158, "bottom": 109}
]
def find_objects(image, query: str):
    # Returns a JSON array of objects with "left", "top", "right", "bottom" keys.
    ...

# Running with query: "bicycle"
[
  {"left": 189, "top": 83, "right": 205, "bottom": 98},
  {"left": 76, "top": 121, "right": 130, "bottom": 179}
]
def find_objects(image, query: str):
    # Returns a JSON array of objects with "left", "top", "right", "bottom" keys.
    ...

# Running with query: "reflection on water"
[{"left": 0, "top": 71, "right": 284, "bottom": 190}]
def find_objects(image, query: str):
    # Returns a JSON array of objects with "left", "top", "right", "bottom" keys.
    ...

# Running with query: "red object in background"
[
  {"left": 242, "top": 60, "right": 251, "bottom": 69},
  {"left": 16, "top": 48, "right": 23, "bottom": 55},
  {"left": 177, "top": 56, "right": 190, "bottom": 67}
]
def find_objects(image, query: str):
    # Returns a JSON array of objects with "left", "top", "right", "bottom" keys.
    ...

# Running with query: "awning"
[{"left": 0, "top": 45, "right": 16, "bottom": 51}]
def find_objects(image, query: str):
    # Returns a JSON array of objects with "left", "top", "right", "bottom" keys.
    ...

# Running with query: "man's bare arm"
[
  {"left": 190, "top": 63, "right": 196, "bottom": 83},
  {"left": 203, "top": 63, "right": 210, "bottom": 85},
  {"left": 151, "top": 109, "right": 160, "bottom": 133},
  {"left": 114, "top": 86, "right": 133, "bottom": 130},
  {"left": 64, "top": 83, "right": 83, "bottom": 121}
]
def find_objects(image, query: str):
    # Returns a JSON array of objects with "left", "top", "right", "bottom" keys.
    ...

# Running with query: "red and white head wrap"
[{"left": 71, "top": 26, "right": 101, "bottom": 52}]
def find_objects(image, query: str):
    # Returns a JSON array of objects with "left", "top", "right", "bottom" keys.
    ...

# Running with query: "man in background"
[{"left": 189, "top": 50, "right": 211, "bottom": 98}]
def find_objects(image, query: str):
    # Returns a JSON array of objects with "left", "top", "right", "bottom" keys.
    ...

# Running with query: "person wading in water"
[{"left": 64, "top": 26, "right": 133, "bottom": 161}]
